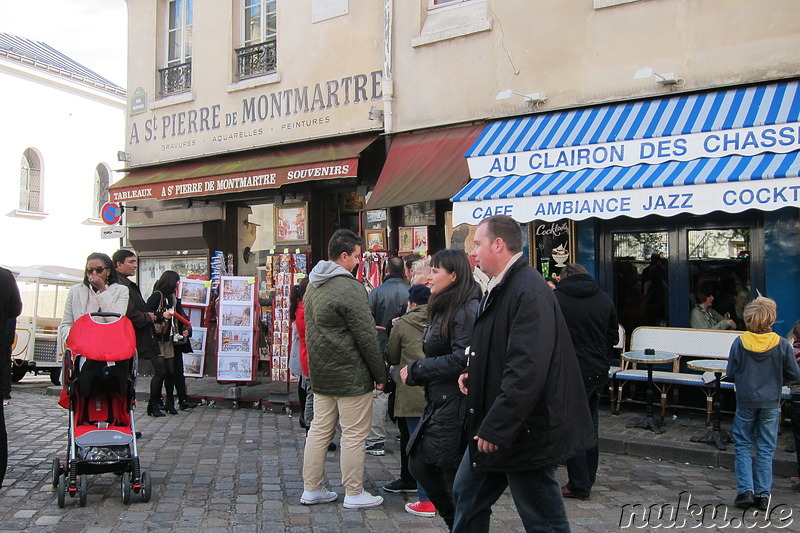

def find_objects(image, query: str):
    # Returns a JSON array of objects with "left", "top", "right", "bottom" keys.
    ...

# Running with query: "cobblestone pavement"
[{"left": 1, "top": 386, "right": 798, "bottom": 532}]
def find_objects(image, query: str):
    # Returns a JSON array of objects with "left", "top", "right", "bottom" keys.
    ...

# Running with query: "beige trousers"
[{"left": 302, "top": 391, "right": 373, "bottom": 496}]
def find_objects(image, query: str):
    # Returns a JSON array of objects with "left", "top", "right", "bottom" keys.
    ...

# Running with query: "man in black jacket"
[
  {"left": 555, "top": 263, "right": 619, "bottom": 501},
  {"left": 0, "top": 266, "right": 22, "bottom": 487},
  {"left": 452, "top": 215, "right": 594, "bottom": 533},
  {"left": 113, "top": 251, "right": 160, "bottom": 365}
]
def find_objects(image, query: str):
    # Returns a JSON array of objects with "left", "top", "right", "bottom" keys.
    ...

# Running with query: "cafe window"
[
  {"left": 612, "top": 231, "right": 670, "bottom": 334},
  {"left": 688, "top": 228, "right": 750, "bottom": 330}
]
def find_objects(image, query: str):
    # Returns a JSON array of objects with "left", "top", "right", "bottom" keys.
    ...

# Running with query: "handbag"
[{"left": 153, "top": 291, "right": 169, "bottom": 336}]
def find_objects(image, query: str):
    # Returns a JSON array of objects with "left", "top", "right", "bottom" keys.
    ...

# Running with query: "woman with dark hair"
[
  {"left": 690, "top": 287, "right": 736, "bottom": 330},
  {"left": 399, "top": 249, "right": 480, "bottom": 527},
  {"left": 145, "top": 271, "right": 193, "bottom": 416},
  {"left": 59, "top": 252, "right": 129, "bottom": 350}
]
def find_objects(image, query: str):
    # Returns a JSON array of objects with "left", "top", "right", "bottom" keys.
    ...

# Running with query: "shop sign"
[
  {"left": 468, "top": 123, "right": 800, "bottom": 178},
  {"left": 109, "top": 159, "right": 359, "bottom": 202},
  {"left": 453, "top": 176, "right": 800, "bottom": 224}
]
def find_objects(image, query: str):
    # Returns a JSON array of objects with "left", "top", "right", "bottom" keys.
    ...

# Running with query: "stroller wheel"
[
  {"left": 51, "top": 458, "right": 62, "bottom": 487},
  {"left": 141, "top": 470, "right": 151, "bottom": 503},
  {"left": 57, "top": 474, "right": 66, "bottom": 508},
  {"left": 121, "top": 472, "right": 132, "bottom": 505},
  {"left": 79, "top": 476, "right": 88, "bottom": 507}
]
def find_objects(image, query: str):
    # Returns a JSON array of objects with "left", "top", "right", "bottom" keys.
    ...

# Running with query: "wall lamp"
[
  {"left": 116, "top": 151, "right": 131, "bottom": 162},
  {"left": 368, "top": 106, "right": 384, "bottom": 121},
  {"left": 635, "top": 67, "right": 685, "bottom": 87},
  {"left": 496, "top": 89, "right": 547, "bottom": 108}
]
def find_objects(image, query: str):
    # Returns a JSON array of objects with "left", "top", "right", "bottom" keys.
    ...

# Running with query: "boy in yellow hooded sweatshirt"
[{"left": 726, "top": 297, "right": 800, "bottom": 511}]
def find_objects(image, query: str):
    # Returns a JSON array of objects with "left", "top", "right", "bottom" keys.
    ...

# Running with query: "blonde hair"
[
  {"left": 743, "top": 296, "right": 777, "bottom": 333},
  {"left": 410, "top": 257, "right": 431, "bottom": 285}
]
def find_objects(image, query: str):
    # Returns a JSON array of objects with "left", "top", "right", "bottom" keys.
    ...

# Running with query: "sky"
[{"left": 0, "top": 0, "right": 128, "bottom": 87}]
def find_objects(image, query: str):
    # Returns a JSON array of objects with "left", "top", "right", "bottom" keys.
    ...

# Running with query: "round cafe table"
[
  {"left": 688, "top": 359, "right": 732, "bottom": 451},
  {"left": 621, "top": 350, "right": 678, "bottom": 434}
]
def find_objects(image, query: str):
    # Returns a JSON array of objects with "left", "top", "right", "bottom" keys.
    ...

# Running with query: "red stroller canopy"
[{"left": 66, "top": 314, "right": 137, "bottom": 361}]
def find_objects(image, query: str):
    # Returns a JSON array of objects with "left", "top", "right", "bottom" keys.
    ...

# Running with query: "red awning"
[
  {"left": 108, "top": 135, "right": 378, "bottom": 202},
  {"left": 366, "top": 124, "right": 483, "bottom": 209}
]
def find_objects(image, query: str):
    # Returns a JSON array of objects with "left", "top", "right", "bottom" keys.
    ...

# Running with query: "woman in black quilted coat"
[{"left": 400, "top": 249, "right": 480, "bottom": 529}]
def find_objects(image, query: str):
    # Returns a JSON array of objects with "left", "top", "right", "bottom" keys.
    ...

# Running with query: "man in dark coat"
[
  {"left": 452, "top": 215, "right": 595, "bottom": 533},
  {"left": 0, "top": 266, "right": 22, "bottom": 487},
  {"left": 113, "top": 250, "right": 160, "bottom": 361},
  {"left": 366, "top": 256, "right": 409, "bottom": 456},
  {"left": 555, "top": 263, "right": 619, "bottom": 500}
]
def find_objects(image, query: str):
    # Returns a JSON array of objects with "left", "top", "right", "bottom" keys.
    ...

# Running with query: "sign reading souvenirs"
[
  {"left": 453, "top": 176, "right": 800, "bottom": 224},
  {"left": 109, "top": 160, "right": 360, "bottom": 202},
  {"left": 468, "top": 123, "right": 800, "bottom": 178}
]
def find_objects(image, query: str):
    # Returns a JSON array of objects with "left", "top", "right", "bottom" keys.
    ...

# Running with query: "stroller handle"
[{"left": 89, "top": 312, "right": 124, "bottom": 318}]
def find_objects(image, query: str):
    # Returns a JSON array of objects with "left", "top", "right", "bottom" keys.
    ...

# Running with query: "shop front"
[
  {"left": 454, "top": 80, "right": 800, "bottom": 337},
  {"left": 365, "top": 123, "right": 484, "bottom": 257},
  {"left": 109, "top": 134, "right": 384, "bottom": 375}
]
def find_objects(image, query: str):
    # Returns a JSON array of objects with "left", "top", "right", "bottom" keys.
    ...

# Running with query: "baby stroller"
[{"left": 52, "top": 312, "right": 151, "bottom": 507}]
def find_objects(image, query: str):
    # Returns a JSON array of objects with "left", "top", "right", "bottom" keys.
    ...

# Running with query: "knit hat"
[{"left": 408, "top": 284, "right": 431, "bottom": 305}]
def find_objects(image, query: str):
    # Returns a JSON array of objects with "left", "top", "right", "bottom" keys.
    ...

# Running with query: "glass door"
[{"left": 612, "top": 232, "right": 670, "bottom": 339}]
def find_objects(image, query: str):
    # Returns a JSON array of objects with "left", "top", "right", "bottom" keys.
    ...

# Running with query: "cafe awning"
[
  {"left": 366, "top": 124, "right": 483, "bottom": 209},
  {"left": 108, "top": 135, "right": 379, "bottom": 202},
  {"left": 453, "top": 81, "right": 800, "bottom": 224}
]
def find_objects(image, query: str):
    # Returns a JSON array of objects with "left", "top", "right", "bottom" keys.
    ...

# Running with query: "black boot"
[
  {"left": 147, "top": 401, "right": 166, "bottom": 417},
  {"left": 164, "top": 398, "right": 179, "bottom": 415},
  {"left": 178, "top": 398, "right": 199, "bottom": 410}
]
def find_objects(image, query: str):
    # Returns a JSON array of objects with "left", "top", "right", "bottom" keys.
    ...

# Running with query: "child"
[
  {"left": 788, "top": 320, "right": 800, "bottom": 491},
  {"left": 726, "top": 297, "right": 800, "bottom": 510}
]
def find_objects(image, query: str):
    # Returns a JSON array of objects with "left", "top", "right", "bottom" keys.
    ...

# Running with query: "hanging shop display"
[{"left": 216, "top": 275, "right": 258, "bottom": 382}]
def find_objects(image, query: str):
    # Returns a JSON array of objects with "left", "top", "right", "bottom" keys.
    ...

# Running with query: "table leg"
[
  {"left": 690, "top": 372, "right": 732, "bottom": 450},
  {"left": 626, "top": 363, "right": 665, "bottom": 434}
]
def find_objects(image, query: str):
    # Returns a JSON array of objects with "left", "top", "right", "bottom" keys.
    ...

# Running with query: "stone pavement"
[{"left": 2, "top": 379, "right": 799, "bottom": 532}]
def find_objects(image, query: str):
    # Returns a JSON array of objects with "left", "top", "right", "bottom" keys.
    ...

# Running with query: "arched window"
[
  {"left": 20, "top": 148, "right": 42, "bottom": 212},
  {"left": 93, "top": 164, "right": 110, "bottom": 218}
]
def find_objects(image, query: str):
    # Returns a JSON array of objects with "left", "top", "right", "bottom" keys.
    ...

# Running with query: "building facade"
[
  {"left": 118, "top": 0, "right": 800, "bottom": 364},
  {"left": 0, "top": 32, "right": 126, "bottom": 269}
]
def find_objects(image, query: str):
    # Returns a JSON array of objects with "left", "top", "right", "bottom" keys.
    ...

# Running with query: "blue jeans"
[
  {"left": 452, "top": 450, "right": 571, "bottom": 533},
  {"left": 732, "top": 406, "right": 780, "bottom": 496}
]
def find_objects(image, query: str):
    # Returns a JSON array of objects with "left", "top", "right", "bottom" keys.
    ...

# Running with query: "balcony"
[
  {"left": 159, "top": 61, "right": 192, "bottom": 97},
  {"left": 236, "top": 37, "right": 277, "bottom": 80}
]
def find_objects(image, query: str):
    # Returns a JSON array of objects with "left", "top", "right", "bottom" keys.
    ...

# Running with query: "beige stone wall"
[
  {"left": 389, "top": 0, "right": 800, "bottom": 132},
  {"left": 125, "top": 0, "right": 384, "bottom": 166}
]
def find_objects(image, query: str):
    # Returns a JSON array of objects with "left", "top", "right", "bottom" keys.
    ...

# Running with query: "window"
[
  {"left": 20, "top": 148, "right": 42, "bottom": 212},
  {"left": 160, "top": 0, "right": 193, "bottom": 96},
  {"left": 93, "top": 164, "right": 110, "bottom": 219},
  {"left": 413, "top": 0, "right": 490, "bottom": 48},
  {"left": 237, "top": 0, "right": 277, "bottom": 80}
]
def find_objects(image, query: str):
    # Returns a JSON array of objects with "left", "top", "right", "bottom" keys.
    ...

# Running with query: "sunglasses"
[{"left": 86, "top": 266, "right": 109, "bottom": 274}]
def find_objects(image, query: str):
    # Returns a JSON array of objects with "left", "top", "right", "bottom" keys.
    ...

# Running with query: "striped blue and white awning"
[{"left": 453, "top": 81, "right": 800, "bottom": 224}]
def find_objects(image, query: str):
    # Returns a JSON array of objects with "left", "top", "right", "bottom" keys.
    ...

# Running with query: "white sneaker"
[
  {"left": 300, "top": 488, "right": 338, "bottom": 505},
  {"left": 342, "top": 490, "right": 384, "bottom": 509}
]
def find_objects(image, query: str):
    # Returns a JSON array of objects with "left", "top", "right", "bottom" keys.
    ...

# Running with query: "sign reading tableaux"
[
  {"left": 110, "top": 159, "right": 359, "bottom": 202},
  {"left": 468, "top": 123, "right": 800, "bottom": 178},
  {"left": 312, "top": 0, "right": 348, "bottom": 22}
]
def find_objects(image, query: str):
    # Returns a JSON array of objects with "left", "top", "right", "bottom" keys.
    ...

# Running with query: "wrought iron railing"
[
  {"left": 236, "top": 37, "right": 277, "bottom": 80},
  {"left": 159, "top": 61, "right": 192, "bottom": 96}
]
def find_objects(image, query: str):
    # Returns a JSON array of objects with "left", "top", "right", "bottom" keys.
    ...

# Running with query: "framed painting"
[
  {"left": 178, "top": 278, "right": 211, "bottom": 307},
  {"left": 365, "top": 229, "right": 386, "bottom": 250},
  {"left": 275, "top": 203, "right": 309, "bottom": 245},
  {"left": 398, "top": 226, "right": 414, "bottom": 253}
]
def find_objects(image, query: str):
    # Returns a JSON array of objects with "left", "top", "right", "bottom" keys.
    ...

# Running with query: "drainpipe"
[{"left": 382, "top": 0, "right": 394, "bottom": 152}]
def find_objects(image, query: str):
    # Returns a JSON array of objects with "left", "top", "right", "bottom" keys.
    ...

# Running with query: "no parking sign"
[{"left": 101, "top": 202, "right": 123, "bottom": 225}]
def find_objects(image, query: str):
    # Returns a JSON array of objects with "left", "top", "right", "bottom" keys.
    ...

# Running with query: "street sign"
[
  {"left": 100, "top": 226, "right": 125, "bottom": 239},
  {"left": 101, "top": 202, "right": 123, "bottom": 225}
]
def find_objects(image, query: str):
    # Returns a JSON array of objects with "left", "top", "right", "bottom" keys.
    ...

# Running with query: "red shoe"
[{"left": 405, "top": 501, "right": 436, "bottom": 517}]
